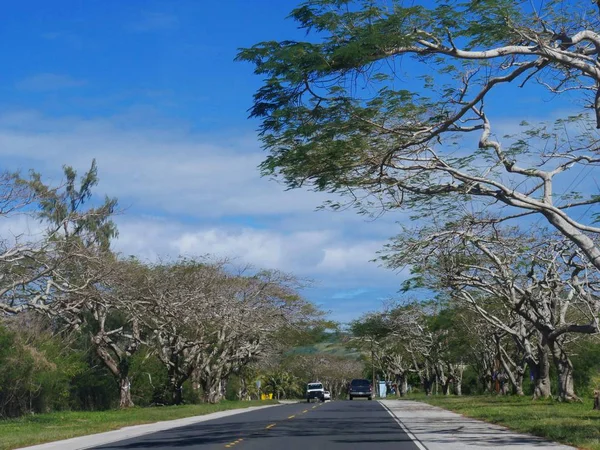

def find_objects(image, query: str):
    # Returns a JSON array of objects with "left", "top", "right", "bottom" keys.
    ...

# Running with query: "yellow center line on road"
[
  {"left": 224, "top": 437, "right": 243, "bottom": 447},
  {"left": 225, "top": 404, "right": 325, "bottom": 448}
]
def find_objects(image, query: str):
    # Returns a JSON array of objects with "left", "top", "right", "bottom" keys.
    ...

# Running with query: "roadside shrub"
[
  {"left": 460, "top": 366, "right": 480, "bottom": 395},
  {"left": 130, "top": 352, "right": 169, "bottom": 406},
  {"left": 0, "top": 321, "right": 85, "bottom": 417},
  {"left": 571, "top": 339, "right": 600, "bottom": 398}
]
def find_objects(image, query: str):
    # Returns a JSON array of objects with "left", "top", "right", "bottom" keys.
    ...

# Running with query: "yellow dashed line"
[{"left": 226, "top": 403, "right": 323, "bottom": 448}]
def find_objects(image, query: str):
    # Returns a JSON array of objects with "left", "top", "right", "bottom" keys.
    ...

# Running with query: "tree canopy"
[{"left": 238, "top": 0, "right": 600, "bottom": 269}]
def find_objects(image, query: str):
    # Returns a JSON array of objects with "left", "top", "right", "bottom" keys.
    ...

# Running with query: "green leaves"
[
  {"left": 238, "top": 0, "right": 539, "bottom": 201},
  {"left": 27, "top": 160, "right": 118, "bottom": 251}
]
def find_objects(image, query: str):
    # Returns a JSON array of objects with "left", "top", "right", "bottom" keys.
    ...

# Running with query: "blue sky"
[
  {"left": 1, "top": 1, "right": 596, "bottom": 324},
  {"left": 0, "top": 0, "right": 411, "bottom": 324}
]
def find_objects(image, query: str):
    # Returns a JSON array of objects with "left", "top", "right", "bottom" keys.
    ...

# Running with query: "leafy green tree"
[
  {"left": 263, "top": 370, "right": 300, "bottom": 400},
  {"left": 350, "top": 313, "right": 392, "bottom": 385},
  {"left": 238, "top": 0, "right": 600, "bottom": 270},
  {"left": 29, "top": 160, "right": 117, "bottom": 252}
]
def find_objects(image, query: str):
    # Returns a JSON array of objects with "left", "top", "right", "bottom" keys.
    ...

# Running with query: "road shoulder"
[
  {"left": 379, "top": 399, "right": 576, "bottom": 450},
  {"left": 15, "top": 404, "right": 279, "bottom": 450}
]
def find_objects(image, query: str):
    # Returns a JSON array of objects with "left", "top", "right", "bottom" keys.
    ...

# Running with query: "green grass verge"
[
  {"left": 0, "top": 400, "right": 277, "bottom": 450},
  {"left": 402, "top": 394, "right": 600, "bottom": 450}
]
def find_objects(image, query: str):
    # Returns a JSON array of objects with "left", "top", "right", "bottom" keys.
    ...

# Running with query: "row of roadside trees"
[
  {"left": 239, "top": 0, "right": 600, "bottom": 404},
  {"left": 0, "top": 162, "right": 322, "bottom": 417},
  {"left": 351, "top": 295, "right": 600, "bottom": 402}
]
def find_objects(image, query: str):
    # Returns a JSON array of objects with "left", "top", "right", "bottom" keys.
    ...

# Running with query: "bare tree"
[
  {"left": 0, "top": 162, "right": 117, "bottom": 319},
  {"left": 387, "top": 221, "right": 600, "bottom": 400},
  {"left": 137, "top": 259, "right": 228, "bottom": 405},
  {"left": 57, "top": 257, "right": 147, "bottom": 408},
  {"left": 192, "top": 269, "right": 313, "bottom": 403}
]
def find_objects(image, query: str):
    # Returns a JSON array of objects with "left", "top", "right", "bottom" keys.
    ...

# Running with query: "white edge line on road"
[{"left": 379, "top": 401, "right": 428, "bottom": 450}]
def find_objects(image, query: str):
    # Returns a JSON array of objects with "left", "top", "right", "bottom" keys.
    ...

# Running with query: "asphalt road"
[{"left": 92, "top": 400, "right": 420, "bottom": 450}]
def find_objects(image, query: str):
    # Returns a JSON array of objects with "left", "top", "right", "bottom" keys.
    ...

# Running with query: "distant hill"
[{"left": 288, "top": 332, "right": 362, "bottom": 359}]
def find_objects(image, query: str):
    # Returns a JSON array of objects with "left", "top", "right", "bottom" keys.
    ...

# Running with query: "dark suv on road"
[{"left": 348, "top": 379, "right": 372, "bottom": 400}]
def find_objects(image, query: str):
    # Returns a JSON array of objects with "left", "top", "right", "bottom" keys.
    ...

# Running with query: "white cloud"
[
  {"left": 173, "top": 228, "right": 283, "bottom": 268},
  {"left": 111, "top": 215, "right": 401, "bottom": 289},
  {"left": 317, "top": 241, "right": 383, "bottom": 271},
  {"left": 0, "top": 110, "right": 409, "bottom": 322},
  {"left": 0, "top": 214, "right": 45, "bottom": 246},
  {"left": 0, "top": 111, "right": 331, "bottom": 218}
]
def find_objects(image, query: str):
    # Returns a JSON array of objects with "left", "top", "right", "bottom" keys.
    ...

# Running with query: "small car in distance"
[
  {"left": 306, "top": 382, "right": 325, "bottom": 403},
  {"left": 348, "top": 379, "right": 372, "bottom": 400},
  {"left": 323, "top": 390, "right": 331, "bottom": 401}
]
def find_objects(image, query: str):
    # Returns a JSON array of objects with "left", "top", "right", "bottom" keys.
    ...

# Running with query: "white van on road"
[{"left": 306, "top": 382, "right": 324, "bottom": 403}]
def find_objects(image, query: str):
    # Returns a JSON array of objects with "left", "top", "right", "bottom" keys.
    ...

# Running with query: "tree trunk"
[
  {"left": 220, "top": 377, "right": 228, "bottom": 400},
  {"left": 549, "top": 339, "right": 579, "bottom": 402},
  {"left": 436, "top": 364, "right": 448, "bottom": 395},
  {"left": 496, "top": 335, "right": 524, "bottom": 396},
  {"left": 593, "top": 391, "right": 600, "bottom": 410},
  {"left": 94, "top": 342, "right": 135, "bottom": 408},
  {"left": 441, "top": 380, "right": 451, "bottom": 395},
  {"left": 455, "top": 380, "right": 462, "bottom": 396},
  {"left": 451, "top": 364, "right": 464, "bottom": 396},
  {"left": 166, "top": 362, "right": 194, "bottom": 405},
  {"left": 238, "top": 376, "right": 249, "bottom": 401},
  {"left": 205, "top": 389, "right": 221, "bottom": 403},
  {"left": 499, "top": 375, "right": 510, "bottom": 395},
  {"left": 398, "top": 374, "right": 408, "bottom": 397},
  {"left": 172, "top": 385, "right": 183, "bottom": 405},
  {"left": 513, "top": 365, "right": 525, "bottom": 396},
  {"left": 200, "top": 373, "right": 223, "bottom": 404},
  {"left": 167, "top": 370, "right": 182, "bottom": 405},
  {"left": 482, "top": 371, "right": 492, "bottom": 393},
  {"left": 119, "top": 376, "right": 134, "bottom": 408},
  {"left": 167, "top": 376, "right": 184, "bottom": 405},
  {"left": 202, "top": 382, "right": 222, "bottom": 403},
  {"left": 191, "top": 368, "right": 201, "bottom": 391},
  {"left": 531, "top": 341, "right": 552, "bottom": 399},
  {"left": 423, "top": 376, "right": 433, "bottom": 396}
]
